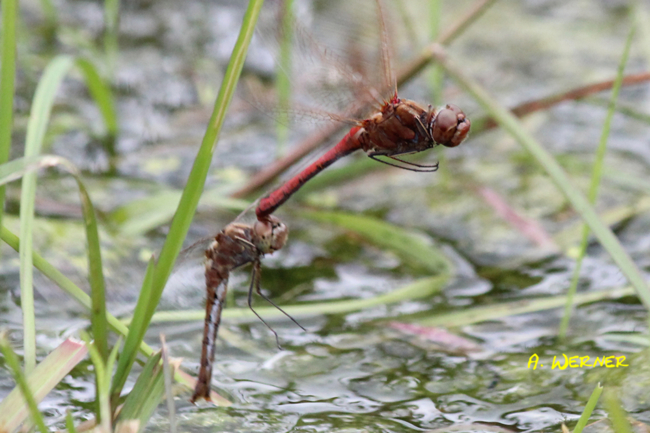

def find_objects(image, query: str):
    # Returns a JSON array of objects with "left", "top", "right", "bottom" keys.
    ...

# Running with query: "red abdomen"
[{"left": 256, "top": 127, "right": 363, "bottom": 220}]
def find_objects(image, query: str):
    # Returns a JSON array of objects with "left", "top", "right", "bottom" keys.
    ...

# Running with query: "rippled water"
[{"left": 1, "top": 0, "right": 649, "bottom": 431}]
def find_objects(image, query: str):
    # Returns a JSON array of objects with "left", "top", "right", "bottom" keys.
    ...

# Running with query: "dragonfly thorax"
[{"left": 359, "top": 98, "right": 469, "bottom": 157}]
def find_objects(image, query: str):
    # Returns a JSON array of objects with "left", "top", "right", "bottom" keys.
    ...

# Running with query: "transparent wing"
[
  {"left": 241, "top": 0, "right": 408, "bottom": 129},
  {"left": 162, "top": 237, "right": 214, "bottom": 310}
]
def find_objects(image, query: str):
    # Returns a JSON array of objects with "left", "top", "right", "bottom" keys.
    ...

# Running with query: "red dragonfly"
[
  {"left": 255, "top": 100, "right": 470, "bottom": 220},
  {"left": 190, "top": 216, "right": 303, "bottom": 403},
  {"left": 253, "top": 1, "right": 471, "bottom": 221}
]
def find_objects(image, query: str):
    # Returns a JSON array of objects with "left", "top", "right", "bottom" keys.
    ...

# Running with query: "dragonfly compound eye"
[
  {"left": 431, "top": 104, "right": 471, "bottom": 148},
  {"left": 254, "top": 216, "right": 288, "bottom": 253},
  {"left": 270, "top": 221, "right": 288, "bottom": 252}
]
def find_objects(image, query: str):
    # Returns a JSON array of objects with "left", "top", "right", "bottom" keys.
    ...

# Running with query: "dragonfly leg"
[
  {"left": 247, "top": 261, "right": 283, "bottom": 349},
  {"left": 368, "top": 154, "right": 439, "bottom": 172},
  {"left": 388, "top": 155, "right": 439, "bottom": 170},
  {"left": 247, "top": 261, "right": 307, "bottom": 349},
  {"left": 253, "top": 279, "right": 306, "bottom": 333}
]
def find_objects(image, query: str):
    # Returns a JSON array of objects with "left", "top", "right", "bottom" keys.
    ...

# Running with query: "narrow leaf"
[
  {"left": 75, "top": 57, "right": 118, "bottom": 136},
  {"left": 560, "top": 24, "right": 636, "bottom": 339},
  {"left": 151, "top": 275, "right": 448, "bottom": 323},
  {"left": 302, "top": 210, "right": 452, "bottom": 274},
  {"left": 573, "top": 383, "right": 603, "bottom": 433},
  {"left": 418, "top": 286, "right": 635, "bottom": 328},
  {"left": 109, "top": 188, "right": 248, "bottom": 236},
  {"left": 82, "top": 333, "right": 111, "bottom": 431},
  {"left": 110, "top": 256, "right": 156, "bottom": 409},
  {"left": 150, "top": 0, "right": 266, "bottom": 307},
  {"left": 0, "top": 337, "right": 86, "bottom": 433},
  {"left": 20, "top": 55, "right": 75, "bottom": 373},
  {"left": 116, "top": 352, "right": 165, "bottom": 427},
  {"left": 603, "top": 389, "right": 633, "bottom": 433},
  {"left": 0, "top": 0, "right": 17, "bottom": 230},
  {"left": 5, "top": 153, "right": 109, "bottom": 364}
]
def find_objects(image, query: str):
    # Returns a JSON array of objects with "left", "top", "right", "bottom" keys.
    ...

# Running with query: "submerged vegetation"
[{"left": 0, "top": 0, "right": 649, "bottom": 432}]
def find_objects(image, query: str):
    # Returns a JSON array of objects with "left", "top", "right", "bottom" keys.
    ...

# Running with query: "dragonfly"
[
  {"left": 252, "top": 0, "right": 471, "bottom": 221},
  {"left": 190, "top": 215, "right": 304, "bottom": 403},
  {"left": 255, "top": 100, "right": 470, "bottom": 220}
]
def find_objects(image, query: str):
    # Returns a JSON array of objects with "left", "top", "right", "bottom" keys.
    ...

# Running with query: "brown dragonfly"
[{"left": 190, "top": 216, "right": 304, "bottom": 403}]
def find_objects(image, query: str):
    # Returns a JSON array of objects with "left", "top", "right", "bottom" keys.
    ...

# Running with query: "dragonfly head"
[
  {"left": 253, "top": 215, "right": 289, "bottom": 254},
  {"left": 430, "top": 104, "right": 470, "bottom": 148}
]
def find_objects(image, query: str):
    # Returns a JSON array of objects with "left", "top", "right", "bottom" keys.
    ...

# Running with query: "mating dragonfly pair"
[
  {"left": 190, "top": 94, "right": 470, "bottom": 402},
  {"left": 187, "top": 0, "right": 473, "bottom": 405}
]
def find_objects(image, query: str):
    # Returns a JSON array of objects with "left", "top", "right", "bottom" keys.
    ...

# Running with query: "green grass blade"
[
  {"left": 14, "top": 57, "right": 119, "bottom": 367},
  {"left": 105, "top": 339, "right": 121, "bottom": 416},
  {"left": 110, "top": 256, "right": 156, "bottom": 409},
  {"left": 75, "top": 57, "right": 118, "bottom": 137},
  {"left": 4, "top": 154, "right": 109, "bottom": 363},
  {"left": 276, "top": 0, "right": 293, "bottom": 156},
  {"left": 428, "top": 0, "right": 450, "bottom": 184},
  {"left": 0, "top": 0, "right": 17, "bottom": 232},
  {"left": 37, "top": 0, "right": 58, "bottom": 32},
  {"left": 116, "top": 351, "right": 165, "bottom": 427},
  {"left": 605, "top": 170, "right": 650, "bottom": 194},
  {"left": 65, "top": 411, "right": 79, "bottom": 433},
  {"left": 573, "top": 383, "right": 603, "bottom": 433},
  {"left": 110, "top": 190, "right": 187, "bottom": 236},
  {"left": 75, "top": 57, "right": 118, "bottom": 172},
  {"left": 428, "top": 0, "right": 443, "bottom": 106},
  {"left": 603, "top": 333, "right": 650, "bottom": 346},
  {"left": 585, "top": 96, "right": 650, "bottom": 125},
  {"left": 432, "top": 45, "right": 650, "bottom": 309},
  {"left": 77, "top": 179, "right": 110, "bottom": 364},
  {"left": 417, "top": 286, "right": 635, "bottom": 328},
  {"left": 634, "top": 2, "right": 650, "bottom": 65},
  {"left": 103, "top": 0, "right": 120, "bottom": 74},
  {"left": 81, "top": 333, "right": 111, "bottom": 431},
  {"left": 0, "top": 332, "right": 51, "bottom": 433},
  {"left": 301, "top": 210, "right": 452, "bottom": 274},
  {"left": 554, "top": 198, "right": 650, "bottom": 253},
  {"left": 20, "top": 55, "right": 75, "bottom": 374},
  {"left": 560, "top": 25, "right": 635, "bottom": 339},
  {"left": 0, "top": 337, "right": 86, "bottom": 433},
  {"left": 151, "top": 275, "right": 448, "bottom": 323},
  {"left": 109, "top": 188, "right": 248, "bottom": 236},
  {"left": 147, "top": 0, "right": 265, "bottom": 345},
  {"left": 602, "top": 389, "right": 633, "bottom": 433}
]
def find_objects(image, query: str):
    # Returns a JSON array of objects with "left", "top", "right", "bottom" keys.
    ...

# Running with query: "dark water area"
[{"left": 1, "top": 0, "right": 650, "bottom": 431}]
